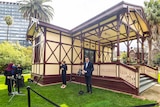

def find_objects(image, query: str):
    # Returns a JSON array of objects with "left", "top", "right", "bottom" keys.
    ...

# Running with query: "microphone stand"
[
  {"left": 8, "top": 76, "right": 25, "bottom": 102},
  {"left": 78, "top": 69, "right": 84, "bottom": 95}
]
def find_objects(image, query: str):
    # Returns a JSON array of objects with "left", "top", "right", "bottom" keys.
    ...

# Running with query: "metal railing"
[
  {"left": 133, "top": 103, "right": 158, "bottom": 107},
  {"left": 27, "top": 86, "right": 60, "bottom": 107}
]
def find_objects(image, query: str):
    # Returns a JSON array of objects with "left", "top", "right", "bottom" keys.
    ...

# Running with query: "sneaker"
[{"left": 60, "top": 85, "right": 64, "bottom": 88}]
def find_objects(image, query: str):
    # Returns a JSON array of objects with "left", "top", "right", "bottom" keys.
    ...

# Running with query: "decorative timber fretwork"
[
  {"left": 86, "top": 31, "right": 97, "bottom": 37},
  {"left": 129, "top": 12, "right": 142, "bottom": 33},
  {"left": 61, "top": 44, "right": 72, "bottom": 63},
  {"left": 73, "top": 19, "right": 117, "bottom": 38},
  {"left": 105, "top": 24, "right": 126, "bottom": 37},
  {"left": 46, "top": 41, "right": 60, "bottom": 63},
  {"left": 72, "top": 46, "right": 81, "bottom": 63},
  {"left": 40, "top": 26, "right": 45, "bottom": 34},
  {"left": 134, "top": 12, "right": 144, "bottom": 33},
  {"left": 124, "top": 40, "right": 133, "bottom": 47}
]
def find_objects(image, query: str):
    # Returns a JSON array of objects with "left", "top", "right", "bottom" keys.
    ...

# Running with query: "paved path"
[{"left": 140, "top": 84, "right": 160, "bottom": 102}]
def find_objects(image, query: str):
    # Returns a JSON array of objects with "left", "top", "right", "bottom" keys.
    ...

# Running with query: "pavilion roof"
[{"left": 27, "top": 1, "right": 150, "bottom": 46}]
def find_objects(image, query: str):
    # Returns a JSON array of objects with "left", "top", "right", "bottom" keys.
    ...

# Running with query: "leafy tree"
[
  {"left": 4, "top": 15, "right": 13, "bottom": 41},
  {"left": 0, "top": 42, "right": 32, "bottom": 74},
  {"left": 120, "top": 51, "right": 127, "bottom": 64},
  {"left": 153, "top": 53, "right": 160, "bottom": 66},
  {"left": 144, "top": 0, "right": 160, "bottom": 65},
  {"left": 18, "top": 0, "right": 54, "bottom": 23}
]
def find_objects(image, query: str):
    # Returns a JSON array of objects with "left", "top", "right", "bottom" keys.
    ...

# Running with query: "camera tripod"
[{"left": 8, "top": 77, "right": 25, "bottom": 102}]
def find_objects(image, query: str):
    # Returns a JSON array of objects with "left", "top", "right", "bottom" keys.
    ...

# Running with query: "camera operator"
[
  {"left": 15, "top": 64, "right": 23, "bottom": 93},
  {"left": 4, "top": 63, "right": 13, "bottom": 96},
  {"left": 16, "top": 64, "right": 23, "bottom": 76}
]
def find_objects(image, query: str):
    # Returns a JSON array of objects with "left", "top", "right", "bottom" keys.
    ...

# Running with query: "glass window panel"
[{"left": 84, "top": 49, "right": 95, "bottom": 63}]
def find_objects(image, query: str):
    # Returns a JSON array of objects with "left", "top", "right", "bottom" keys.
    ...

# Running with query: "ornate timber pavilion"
[{"left": 27, "top": 2, "right": 158, "bottom": 95}]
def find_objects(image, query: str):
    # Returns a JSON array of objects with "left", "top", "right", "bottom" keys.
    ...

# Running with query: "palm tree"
[
  {"left": 4, "top": 15, "right": 13, "bottom": 41},
  {"left": 144, "top": 0, "right": 160, "bottom": 65},
  {"left": 18, "top": 0, "right": 54, "bottom": 23}
]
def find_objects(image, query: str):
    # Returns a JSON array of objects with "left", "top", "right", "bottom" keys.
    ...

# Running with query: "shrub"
[{"left": 0, "top": 41, "right": 32, "bottom": 74}]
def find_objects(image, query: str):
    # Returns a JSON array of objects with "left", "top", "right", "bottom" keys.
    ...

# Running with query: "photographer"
[
  {"left": 16, "top": 64, "right": 23, "bottom": 76},
  {"left": 16, "top": 64, "right": 24, "bottom": 92}
]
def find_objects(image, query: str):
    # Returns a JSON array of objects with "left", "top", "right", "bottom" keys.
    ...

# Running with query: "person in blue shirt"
[
  {"left": 12, "top": 64, "right": 17, "bottom": 78},
  {"left": 83, "top": 57, "right": 94, "bottom": 93},
  {"left": 60, "top": 61, "right": 67, "bottom": 88}
]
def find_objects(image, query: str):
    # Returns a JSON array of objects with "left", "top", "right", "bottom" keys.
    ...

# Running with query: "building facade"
[
  {"left": 27, "top": 2, "right": 158, "bottom": 95},
  {"left": 0, "top": 1, "right": 30, "bottom": 46}
]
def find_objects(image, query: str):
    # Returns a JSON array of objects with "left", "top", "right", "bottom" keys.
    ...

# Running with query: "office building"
[{"left": 0, "top": 1, "right": 30, "bottom": 46}]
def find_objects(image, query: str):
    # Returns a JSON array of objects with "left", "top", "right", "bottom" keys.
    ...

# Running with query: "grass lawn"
[{"left": 0, "top": 74, "right": 157, "bottom": 107}]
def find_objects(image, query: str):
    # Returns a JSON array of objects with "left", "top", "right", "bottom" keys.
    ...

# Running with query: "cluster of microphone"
[{"left": 77, "top": 69, "right": 83, "bottom": 76}]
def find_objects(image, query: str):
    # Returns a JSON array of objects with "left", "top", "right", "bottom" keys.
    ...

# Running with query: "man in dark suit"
[{"left": 83, "top": 57, "right": 94, "bottom": 93}]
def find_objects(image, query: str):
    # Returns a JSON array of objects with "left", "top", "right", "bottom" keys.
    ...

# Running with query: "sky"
[
  {"left": 0, "top": 0, "right": 146, "bottom": 29},
  {"left": 51, "top": 0, "right": 145, "bottom": 29},
  {"left": 0, "top": 0, "right": 148, "bottom": 50}
]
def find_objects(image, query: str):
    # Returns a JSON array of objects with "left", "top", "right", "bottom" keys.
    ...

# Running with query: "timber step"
[
  {"left": 140, "top": 74, "right": 146, "bottom": 78},
  {"left": 139, "top": 75, "right": 157, "bottom": 93},
  {"left": 140, "top": 76, "right": 150, "bottom": 82}
]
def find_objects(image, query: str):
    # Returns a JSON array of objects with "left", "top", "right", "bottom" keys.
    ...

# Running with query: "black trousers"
[
  {"left": 85, "top": 76, "right": 92, "bottom": 93},
  {"left": 62, "top": 72, "right": 66, "bottom": 85},
  {"left": 7, "top": 78, "right": 13, "bottom": 93},
  {"left": 4, "top": 71, "right": 13, "bottom": 94},
  {"left": 17, "top": 78, "right": 20, "bottom": 93}
]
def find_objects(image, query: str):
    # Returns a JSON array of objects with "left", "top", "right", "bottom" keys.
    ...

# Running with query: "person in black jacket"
[
  {"left": 83, "top": 57, "right": 94, "bottom": 93},
  {"left": 4, "top": 63, "right": 13, "bottom": 96},
  {"left": 15, "top": 64, "right": 24, "bottom": 92},
  {"left": 16, "top": 64, "right": 23, "bottom": 76},
  {"left": 60, "top": 61, "right": 67, "bottom": 88}
]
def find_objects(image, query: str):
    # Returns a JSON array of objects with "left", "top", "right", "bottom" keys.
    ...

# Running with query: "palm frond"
[{"left": 18, "top": 0, "right": 54, "bottom": 23}]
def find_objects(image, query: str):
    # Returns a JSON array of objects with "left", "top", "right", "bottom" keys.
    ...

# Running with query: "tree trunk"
[
  {"left": 147, "top": 38, "right": 152, "bottom": 66},
  {"left": 151, "top": 25, "right": 157, "bottom": 41},
  {"left": 6, "top": 25, "right": 9, "bottom": 41},
  {"left": 157, "top": 25, "right": 160, "bottom": 50}
]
